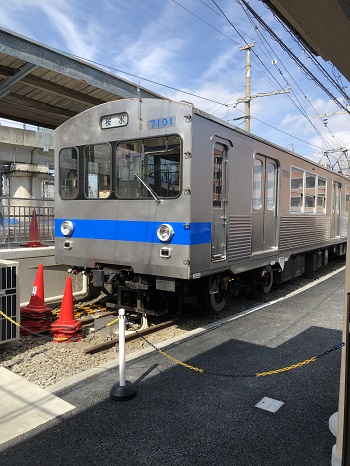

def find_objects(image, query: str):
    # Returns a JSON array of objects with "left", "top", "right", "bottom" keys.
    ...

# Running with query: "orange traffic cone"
[
  {"left": 51, "top": 276, "right": 82, "bottom": 342},
  {"left": 21, "top": 209, "right": 47, "bottom": 248},
  {"left": 20, "top": 264, "right": 52, "bottom": 334}
]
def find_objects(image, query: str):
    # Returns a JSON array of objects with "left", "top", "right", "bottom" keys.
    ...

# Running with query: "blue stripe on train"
[{"left": 54, "top": 219, "right": 211, "bottom": 245}]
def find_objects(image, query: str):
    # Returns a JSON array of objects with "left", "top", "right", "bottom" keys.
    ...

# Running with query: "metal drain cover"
[{"left": 255, "top": 397, "right": 284, "bottom": 413}]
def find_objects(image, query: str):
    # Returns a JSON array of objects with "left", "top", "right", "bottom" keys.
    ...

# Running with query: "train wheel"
[
  {"left": 261, "top": 265, "right": 273, "bottom": 294},
  {"left": 207, "top": 275, "right": 228, "bottom": 312}
]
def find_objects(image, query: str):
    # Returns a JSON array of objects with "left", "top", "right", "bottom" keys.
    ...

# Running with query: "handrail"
[{"left": 0, "top": 197, "right": 54, "bottom": 247}]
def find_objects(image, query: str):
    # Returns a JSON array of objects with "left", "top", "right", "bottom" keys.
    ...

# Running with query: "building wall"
[{"left": 0, "top": 125, "right": 54, "bottom": 166}]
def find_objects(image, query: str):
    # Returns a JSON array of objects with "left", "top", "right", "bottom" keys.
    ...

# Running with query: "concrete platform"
[
  {"left": 0, "top": 267, "right": 345, "bottom": 465},
  {"left": 0, "top": 368, "right": 74, "bottom": 445}
]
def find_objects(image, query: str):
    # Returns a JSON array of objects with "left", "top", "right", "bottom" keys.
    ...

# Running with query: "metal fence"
[{"left": 0, "top": 197, "right": 55, "bottom": 247}]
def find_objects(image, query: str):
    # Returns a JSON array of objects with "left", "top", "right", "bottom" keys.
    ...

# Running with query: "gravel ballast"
[{"left": 0, "top": 258, "right": 345, "bottom": 389}]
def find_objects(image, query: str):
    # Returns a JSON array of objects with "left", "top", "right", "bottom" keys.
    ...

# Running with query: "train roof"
[{"left": 55, "top": 97, "right": 349, "bottom": 181}]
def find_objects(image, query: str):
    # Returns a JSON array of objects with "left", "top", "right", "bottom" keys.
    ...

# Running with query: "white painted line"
[
  {"left": 255, "top": 396, "right": 284, "bottom": 413},
  {"left": 201, "top": 265, "right": 346, "bottom": 333}
]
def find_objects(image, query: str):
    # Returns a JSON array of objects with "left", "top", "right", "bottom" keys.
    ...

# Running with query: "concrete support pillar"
[{"left": 6, "top": 163, "right": 50, "bottom": 207}]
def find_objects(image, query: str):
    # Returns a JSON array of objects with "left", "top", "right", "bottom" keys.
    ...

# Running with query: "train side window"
[
  {"left": 345, "top": 186, "right": 350, "bottom": 214},
  {"left": 59, "top": 147, "right": 78, "bottom": 200},
  {"left": 266, "top": 163, "right": 277, "bottom": 211},
  {"left": 84, "top": 143, "right": 111, "bottom": 199},
  {"left": 290, "top": 167, "right": 303, "bottom": 213},
  {"left": 305, "top": 173, "right": 316, "bottom": 213},
  {"left": 317, "top": 177, "right": 327, "bottom": 214},
  {"left": 213, "top": 145, "right": 224, "bottom": 207},
  {"left": 253, "top": 160, "right": 263, "bottom": 210}
]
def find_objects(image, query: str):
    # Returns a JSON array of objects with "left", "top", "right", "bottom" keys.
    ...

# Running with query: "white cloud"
[
  {"left": 0, "top": 0, "right": 102, "bottom": 61},
  {"left": 113, "top": 2, "right": 189, "bottom": 84},
  {"left": 116, "top": 36, "right": 186, "bottom": 84},
  {"left": 281, "top": 97, "right": 350, "bottom": 157},
  {"left": 40, "top": 8, "right": 93, "bottom": 59},
  {"left": 310, "top": 126, "right": 350, "bottom": 152},
  {"left": 202, "top": 47, "right": 237, "bottom": 81},
  {"left": 167, "top": 79, "right": 242, "bottom": 120},
  {"left": 39, "top": 2, "right": 102, "bottom": 60},
  {"left": 281, "top": 112, "right": 308, "bottom": 130}
]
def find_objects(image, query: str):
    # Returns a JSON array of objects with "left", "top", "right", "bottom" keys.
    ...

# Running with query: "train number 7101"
[{"left": 148, "top": 116, "right": 175, "bottom": 129}]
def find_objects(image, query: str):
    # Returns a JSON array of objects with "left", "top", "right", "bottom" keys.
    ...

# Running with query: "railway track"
[
  {"left": 1, "top": 256, "right": 345, "bottom": 391},
  {"left": 81, "top": 315, "right": 192, "bottom": 354},
  {"left": 70, "top": 256, "right": 346, "bottom": 355}
]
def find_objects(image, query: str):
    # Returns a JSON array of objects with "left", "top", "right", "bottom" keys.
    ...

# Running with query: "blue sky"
[{"left": 0, "top": 0, "right": 349, "bottom": 165}]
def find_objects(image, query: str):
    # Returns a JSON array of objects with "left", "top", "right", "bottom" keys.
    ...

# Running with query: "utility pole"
[
  {"left": 237, "top": 43, "right": 291, "bottom": 132},
  {"left": 239, "top": 43, "right": 254, "bottom": 132}
]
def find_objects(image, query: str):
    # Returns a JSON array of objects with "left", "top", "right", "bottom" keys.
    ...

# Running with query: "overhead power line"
[
  {"left": 171, "top": 0, "right": 240, "bottom": 45},
  {"left": 236, "top": 3, "right": 346, "bottom": 151},
  {"left": 174, "top": 0, "right": 344, "bottom": 151},
  {"left": 237, "top": 0, "right": 350, "bottom": 115},
  {"left": 270, "top": 9, "right": 350, "bottom": 106},
  {"left": 210, "top": 0, "right": 340, "bottom": 151}
]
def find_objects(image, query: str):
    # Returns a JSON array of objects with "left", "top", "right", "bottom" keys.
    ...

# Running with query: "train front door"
[
  {"left": 331, "top": 181, "right": 341, "bottom": 238},
  {"left": 251, "top": 155, "right": 278, "bottom": 254},
  {"left": 211, "top": 142, "right": 227, "bottom": 261}
]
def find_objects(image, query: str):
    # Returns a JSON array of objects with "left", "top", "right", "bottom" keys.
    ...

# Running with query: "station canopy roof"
[
  {"left": 0, "top": 27, "right": 164, "bottom": 130},
  {"left": 262, "top": 0, "right": 350, "bottom": 82}
]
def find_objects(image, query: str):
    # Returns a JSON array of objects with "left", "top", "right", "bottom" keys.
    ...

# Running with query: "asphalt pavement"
[{"left": 0, "top": 267, "right": 345, "bottom": 466}]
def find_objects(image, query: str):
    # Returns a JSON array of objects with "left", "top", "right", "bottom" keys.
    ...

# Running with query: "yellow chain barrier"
[
  {"left": 136, "top": 330, "right": 343, "bottom": 378},
  {"left": 0, "top": 308, "right": 343, "bottom": 379},
  {"left": 106, "top": 318, "right": 119, "bottom": 327},
  {"left": 157, "top": 348, "right": 204, "bottom": 373},
  {"left": 0, "top": 310, "right": 20, "bottom": 327},
  {"left": 255, "top": 357, "right": 317, "bottom": 377},
  {"left": 150, "top": 345, "right": 318, "bottom": 376}
]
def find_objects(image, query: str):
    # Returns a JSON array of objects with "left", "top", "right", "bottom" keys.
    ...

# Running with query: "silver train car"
[{"left": 54, "top": 98, "right": 348, "bottom": 313}]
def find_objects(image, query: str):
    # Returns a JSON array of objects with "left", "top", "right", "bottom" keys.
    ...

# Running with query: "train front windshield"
[
  {"left": 59, "top": 135, "right": 181, "bottom": 200},
  {"left": 116, "top": 136, "right": 181, "bottom": 199}
]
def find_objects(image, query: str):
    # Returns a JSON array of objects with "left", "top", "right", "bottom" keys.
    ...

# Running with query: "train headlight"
[
  {"left": 157, "top": 224, "right": 174, "bottom": 242},
  {"left": 60, "top": 220, "right": 74, "bottom": 237}
]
